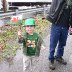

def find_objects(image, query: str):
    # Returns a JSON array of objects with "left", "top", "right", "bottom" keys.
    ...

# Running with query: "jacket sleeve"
[
  {"left": 69, "top": 10, "right": 72, "bottom": 28},
  {"left": 38, "top": 36, "right": 43, "bottom": 47},
  {"left": 18, "top": 37, "right": 24, "bottom": 43},
  {"left": 35, "top": 36, "right": 43, "bottom": 56},
  {"left": 46, "top": 0, "right": 65, "bottom": 23},
  {"left": 18, "top": 33, "right": 27, "bottom": 43},
  {"left": 18, "top": 34, "right": 27, "bottom": 55}
]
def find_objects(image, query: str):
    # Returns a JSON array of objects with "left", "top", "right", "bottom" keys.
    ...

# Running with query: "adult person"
[{"left": 46, "top": 0, "right": 72, "bottom": 70}]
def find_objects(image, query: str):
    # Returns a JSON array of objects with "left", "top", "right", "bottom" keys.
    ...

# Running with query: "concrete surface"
[{"left": 0, "top": 34, "right": 72, "bottom": 72}]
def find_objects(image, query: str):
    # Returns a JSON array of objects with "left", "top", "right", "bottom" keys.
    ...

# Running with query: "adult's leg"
[
  {"left": 55, "top": 27, "right": 68, "bottom": 65},
  {"left": 49, "top": 24, "right": 61, "bottom": 70},
  {"left": 49, "top": 24, "right": 61, "bottom": 60},
  {"left": 56, "top": 27, "right": 68, "bottom": 57}
]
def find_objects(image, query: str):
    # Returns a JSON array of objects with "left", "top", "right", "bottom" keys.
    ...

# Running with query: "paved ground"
[{"left": 0, "top": 33, "right": 72, "bottom": 72}]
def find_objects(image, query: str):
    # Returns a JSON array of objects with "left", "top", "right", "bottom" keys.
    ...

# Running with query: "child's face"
[{"left": 25, "top": 25, "right": 35, "bottom": 34}]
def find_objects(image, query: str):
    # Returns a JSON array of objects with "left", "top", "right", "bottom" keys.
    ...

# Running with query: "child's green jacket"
[{"left": 18, "top": 32, "right": 43, "bottom": 56}]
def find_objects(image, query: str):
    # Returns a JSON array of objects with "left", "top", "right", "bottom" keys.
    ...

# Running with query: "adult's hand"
[{"left": 69, "top": 27, "right": 72, "bottom": 35}]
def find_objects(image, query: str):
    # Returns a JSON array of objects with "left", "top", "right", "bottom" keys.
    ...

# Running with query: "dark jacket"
[
  {"left": 70, "top": 10, "right": 72, "bottom": 27},
  {"left": 46, "top": 0, "right": 72, "bottom": 27},
  {"left": 46, "top": 0, "right": 65, "bottom": 24}
]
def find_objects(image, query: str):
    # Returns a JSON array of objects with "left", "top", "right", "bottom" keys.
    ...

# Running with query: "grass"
[{"left": 0, "top": 15, "right": 51, "bottom": 62}]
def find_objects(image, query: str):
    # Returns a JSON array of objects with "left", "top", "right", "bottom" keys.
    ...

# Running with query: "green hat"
[{"left": 22, "top": 18, "right": 35, "bottom": 26}]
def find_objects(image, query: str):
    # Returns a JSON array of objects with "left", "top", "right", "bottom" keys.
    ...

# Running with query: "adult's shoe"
[
  {"left": 49, "top": 60, "right": 55, "bottom": 70},
  {"left": 56, "top": 57, "right": 67, "bottom": 65}
]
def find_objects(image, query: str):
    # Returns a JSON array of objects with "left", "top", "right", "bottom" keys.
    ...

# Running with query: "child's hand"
[
  {"left": 41, "top": 45, "right": 46, "bottom": 50},
  {"left": 17, "top": 30, "right": 22, "bottom": 38},
  {"left": 42, "top": 17, "right": 45, "bottom": 20}
]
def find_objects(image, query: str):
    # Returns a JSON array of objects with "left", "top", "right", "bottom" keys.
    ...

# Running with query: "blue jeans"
[{"left": 49, "top": 24, "right": 69, "bottom": 60}]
